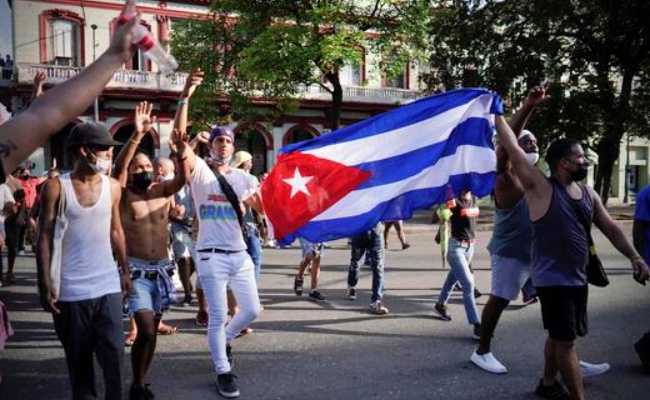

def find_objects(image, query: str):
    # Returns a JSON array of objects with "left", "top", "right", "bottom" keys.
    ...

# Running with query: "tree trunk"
[
  {"left": 594, "top": 68, "right": 636, "bottom": 205},
  {"left": 325, "top": 71, "right": 343, "bottom": 131}
]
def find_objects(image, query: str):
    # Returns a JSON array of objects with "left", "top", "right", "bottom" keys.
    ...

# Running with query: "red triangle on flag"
[{"left": 260, "top": 151, "right": 371, "bottom": 242}]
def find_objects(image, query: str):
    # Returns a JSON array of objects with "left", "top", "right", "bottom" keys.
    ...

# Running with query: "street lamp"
[{"left": 91, "top": 24, "right": 99, "bottom": 122}]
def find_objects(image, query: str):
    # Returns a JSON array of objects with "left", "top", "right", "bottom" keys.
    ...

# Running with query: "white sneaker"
[
  {"left": 579, "top": 360, "right": 610, "bottom": 377},
  {"left": 471, "top": 351, "right": 507, "bottom": 374}
]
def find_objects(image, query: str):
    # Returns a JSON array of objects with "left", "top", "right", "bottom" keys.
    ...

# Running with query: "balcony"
[
  {"left": 297, "top": 83, "right": 421, "bottom": 104},
  {"left": 9, "top": 64, "right": 423, "bottom": 103},
  {"left": 13, "top": 63, "right": 189, "bottom": 92}
]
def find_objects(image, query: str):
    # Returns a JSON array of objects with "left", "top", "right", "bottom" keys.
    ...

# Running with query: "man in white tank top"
[
  {"left": 36, "top": 122, "right": 129, "bottom": 400},
  {"left": 112, "top": 102, "right": 191, "bottom": 400}
]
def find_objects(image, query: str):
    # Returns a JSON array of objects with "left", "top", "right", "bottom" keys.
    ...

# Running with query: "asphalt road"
[{"left": 1, "top": 215, "right": 649, "bottom": 400}]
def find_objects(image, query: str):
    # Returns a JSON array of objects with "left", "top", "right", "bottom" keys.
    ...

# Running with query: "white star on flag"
[{"left": 282, "top": 167, "right": 314, "bottom": 198}]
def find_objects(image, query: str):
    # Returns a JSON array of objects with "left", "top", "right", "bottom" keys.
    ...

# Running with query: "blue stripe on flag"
[
  {"left": 289, "top": 171, "right": 495, "bottom": 244},
  {"left": 279, "top": 89, "right": 493, "bottom": 155},
  {"left": 354, "top": 118, "right": 494, "bottom": 189}
]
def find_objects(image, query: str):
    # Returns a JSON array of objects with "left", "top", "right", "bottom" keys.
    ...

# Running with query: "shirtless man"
[{"left": 113, "top": 102, "right": 190, "bottom": 400}]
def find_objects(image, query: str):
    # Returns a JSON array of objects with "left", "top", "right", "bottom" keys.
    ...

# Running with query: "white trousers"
[{"left": 196, "top": 250, "right": 260, "bottom": 374}]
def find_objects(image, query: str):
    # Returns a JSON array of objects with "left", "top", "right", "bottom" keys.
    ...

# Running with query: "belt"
[
  {"left": 197, "top": 248, "right": 245, "bottom": 254},
  {"left": 454, "top": 238, "right": 475, "bottom": 244},
  {"left": 131, "top": 268, "right": 174, "bottom": 281}
]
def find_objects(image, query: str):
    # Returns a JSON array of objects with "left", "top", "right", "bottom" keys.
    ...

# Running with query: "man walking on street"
[
  {"left": 113, "top": 102, "right": 190, "bottom": 400},
  {"left": 36, "top": 122, "right": 129, "bottom": 400},
  {"left": 494, "top": 107, "right": 650, "bottom": 400}
]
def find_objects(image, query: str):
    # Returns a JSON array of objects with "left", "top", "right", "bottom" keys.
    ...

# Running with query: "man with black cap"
[
  {"left": 172, "top": 68, "right": 263, "bottom": 399},
  {"left": 36, "top": 121, "right": 129, "bottom": 400},
  {"left": 112, "top": 101, "right": 190, "bottom": 400}
]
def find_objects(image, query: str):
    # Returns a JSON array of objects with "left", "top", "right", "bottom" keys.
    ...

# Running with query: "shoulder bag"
[{"left": 569, "top": 184, "right": 609, "bottom": 287}]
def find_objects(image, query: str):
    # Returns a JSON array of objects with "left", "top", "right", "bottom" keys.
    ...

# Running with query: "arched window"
[{"left": 40, "top": 10, "right": 85, "bottom": 66}]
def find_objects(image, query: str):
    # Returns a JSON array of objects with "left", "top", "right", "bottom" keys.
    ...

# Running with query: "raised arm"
[
  {"left": 172, "top": 69, "right": 204, "bottom": 172},
  {"left": 508, "top": 83, "right": 550, "bottom": 135},
  {"left": 494, "top": 115, "right": 545, "bottom": 192},
  {"left": 0, "top": 0, "right": 139, "bottom": 178},
  {"left": 30, "top": 71, "right": 47, "bottom": 103},
  {"left": 113, "top": 101, "right": 155, "bottom": 187}
]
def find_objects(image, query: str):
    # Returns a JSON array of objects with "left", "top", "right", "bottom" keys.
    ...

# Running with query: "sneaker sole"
[{"left": 217, "top": 388, "right": 240, "bottom": 398}]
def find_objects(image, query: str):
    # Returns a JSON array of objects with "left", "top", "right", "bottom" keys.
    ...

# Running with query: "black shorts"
[{"left": 536, "top": 285, "right": 588, "bottom": 342}]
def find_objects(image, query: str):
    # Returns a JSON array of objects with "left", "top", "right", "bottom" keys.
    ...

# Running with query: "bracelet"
[
  {"left": 631, "top": 255, "right": 643, "bottom": 263},
  {"left": 130, "top": 139, "right": 141, "bottom": 145},
  {"left": 179, "top": 157, "right": 188, "bottom": 162},
  {"left": 178, "top": 99, "right": 188, "bottom": 106}
]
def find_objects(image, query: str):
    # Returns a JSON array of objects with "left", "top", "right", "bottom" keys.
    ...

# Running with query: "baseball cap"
[
  {"left": 209, "top": 126, "right": 235, "bottom": 143},
  {"left": 232, "top": 151, "right": 253, "bottom": 168},
  {"left": 67, "top": 122, "right": 122, "bottom": 150}
]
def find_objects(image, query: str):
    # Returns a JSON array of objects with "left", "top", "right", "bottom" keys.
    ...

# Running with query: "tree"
[
  {"left": 426, "top": 0, "right": 650, "bottom": 204},
  {"left": 171, "top": 0, "right": 431, "bottom": 132}
]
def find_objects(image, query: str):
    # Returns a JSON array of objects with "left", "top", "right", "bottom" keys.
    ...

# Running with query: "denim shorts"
[
  {"left": 299, "top": 238, "right": 323, "bottom": 260},
  {"left": 129, "top": 276, "right": 162, "bottom": 316},
  {"left": 490, "top": 254, "right": 531, "bottom": 301}
]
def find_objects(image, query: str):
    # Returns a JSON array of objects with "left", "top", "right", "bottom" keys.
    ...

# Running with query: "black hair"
[{"left": 545, "top": 138, "right": 581, "bottom": 172}]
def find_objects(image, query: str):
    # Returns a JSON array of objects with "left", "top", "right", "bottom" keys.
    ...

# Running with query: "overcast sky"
[{"left": 0, "top": 1, "right": 12, "bottom": 57}]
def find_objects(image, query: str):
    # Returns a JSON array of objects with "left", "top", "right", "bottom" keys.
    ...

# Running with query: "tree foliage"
[
  {"left": 426, "top": 0, "right": 650, "bottom": 203},
  {"left": 171, "top": 0, "right": 431, "bottom": 133}
]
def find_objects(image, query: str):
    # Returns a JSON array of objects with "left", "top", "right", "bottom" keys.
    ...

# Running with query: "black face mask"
[
  {"left": 131, "top": 171, "right": 154, "bottom": 190},
  {"left": 571, "top": 164, "right": 589, "bottom": 182}
]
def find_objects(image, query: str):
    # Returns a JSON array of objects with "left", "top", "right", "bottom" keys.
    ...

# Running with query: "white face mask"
[
  {"left": 526, "top": 152, "right": 540, "bottom": 165},
  {"left": 88, "top": 153, "right": 112, "bottom": 175},
  {"left": 208, "top": 148, "right": 232, "bottom": 166}
]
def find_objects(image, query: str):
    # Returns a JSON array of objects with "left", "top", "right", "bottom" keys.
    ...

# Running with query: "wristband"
[{"left": 178, "top": 99, "right": 188, "bottom": 105}]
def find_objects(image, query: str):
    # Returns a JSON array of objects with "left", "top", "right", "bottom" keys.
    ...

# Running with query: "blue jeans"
[
  {"left": 245, "top": 223, "right": 262, "bottom": 284},
  {"left": 347, "top": 229, "right": 385, "bottom": 303},
  {"left": 439, "top": 237, "right": 480, "bottom": 325}
]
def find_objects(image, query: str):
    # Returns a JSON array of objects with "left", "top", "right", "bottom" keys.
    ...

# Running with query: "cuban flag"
[{"left": 260, "top": 88, "right": 502, "bottom": 245}]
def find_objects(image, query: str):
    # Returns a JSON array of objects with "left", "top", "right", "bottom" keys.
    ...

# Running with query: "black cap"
[{"left": 67, "top": 122, "right": 122, "bottom": 150}]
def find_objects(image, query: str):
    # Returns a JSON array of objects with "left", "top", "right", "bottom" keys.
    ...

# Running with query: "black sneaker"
[
  {"left": 473, "top": 288, "right": 483, "bottom": 299},
  {"left": 293, "top": 276, "right": 304, "bottom": 296},
  {"left": 129, "top": 383, "right": 155, "bottom": 400},
  {"left": 217, "top": 372, "right": 240, "bottom": 398},
  {"left": 309, "top": 290, "right": 326, "bottom": 302},
  {"left": 535, "top": 379, "right": 570, "bottom": 400},
  {"left": 433, "top": 302, "right": 452, "bottom": 321},
  {"left": 226, "top": 343, "right": 234, "bottom": 368},
  {"left": 347, "top": 287, "right": 357, "bottom": 301}
]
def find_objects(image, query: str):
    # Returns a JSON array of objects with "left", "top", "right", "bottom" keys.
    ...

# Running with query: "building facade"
[{"left": 0, "top": 0, "right": 421, "bottom": 178}]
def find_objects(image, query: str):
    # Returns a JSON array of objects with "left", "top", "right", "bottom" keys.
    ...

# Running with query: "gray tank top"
[
  {"left": 531, "top": 179, "right": 592, "bottom": 287},
  {"left": 487, "top": 197, "right": 531, "bottom": 261}
]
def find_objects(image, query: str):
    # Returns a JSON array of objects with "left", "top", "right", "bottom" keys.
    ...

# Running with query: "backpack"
[{"left": 634, "top": 331, "right": 650, "bottom": 371}]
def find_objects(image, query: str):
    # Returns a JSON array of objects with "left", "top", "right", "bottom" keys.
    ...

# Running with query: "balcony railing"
[
  {"left": 11, "top": 64, "right": 422, "bottom": 102},
  {"left": 14, "top": 63, "right": 189, "bottom": 92},
  {"left": 297, "top": 83, "right": 421, "bottom": 103}
]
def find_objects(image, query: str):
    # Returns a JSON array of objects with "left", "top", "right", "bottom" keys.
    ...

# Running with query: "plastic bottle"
[
  {"left": 118, "top": 14, "right": 179, "bottom": 74},
  {"left": 445, "top": 184, "right": 456, "bottom": 209}
]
